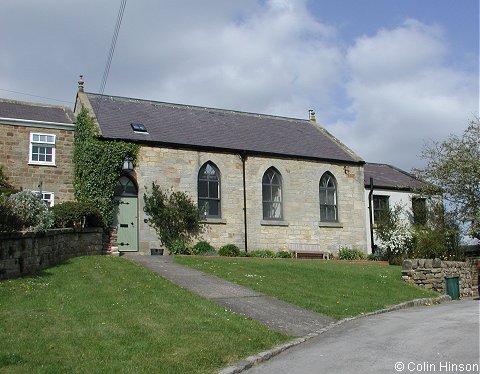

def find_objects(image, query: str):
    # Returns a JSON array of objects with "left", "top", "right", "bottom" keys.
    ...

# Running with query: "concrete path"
[
  {"left": 124, "top": 253, "right": 335, "bottom": 336},
  {"left": 246, "top": 299, "right": 480, "bottom": 374}
]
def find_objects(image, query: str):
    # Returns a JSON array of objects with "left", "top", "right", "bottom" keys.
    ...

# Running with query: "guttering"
[
  {"left": 368, "top": 177, "right": 375, "bottom": 252},
  {"left": 0, "top": 117, "right": 75, "bottom": 131},
  {"left": 241, "top": 152, "right": 248, "bottom": 253}
]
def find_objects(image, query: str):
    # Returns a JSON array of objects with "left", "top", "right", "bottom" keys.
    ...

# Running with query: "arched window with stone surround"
[
  {"left": 198, "top": 162, "right": 221, "bottom": 218},
  {"left": 262, "top": 167, "right": 283, "bottom": 220},
  {"left": 319, "top": 172, "right": 338, "bottom": 222}
]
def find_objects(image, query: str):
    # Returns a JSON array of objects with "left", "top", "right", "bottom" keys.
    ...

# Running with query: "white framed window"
[
  {"left": 32, "top": 191, "right": 55, "bottom": 207},
  {"left": 29, "top": 133, "right": 56, "bottom": 165}
]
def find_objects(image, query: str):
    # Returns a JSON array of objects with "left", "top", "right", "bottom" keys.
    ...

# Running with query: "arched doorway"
[{"left": 113, "top": 175, "right": 138, "bottom": 252}]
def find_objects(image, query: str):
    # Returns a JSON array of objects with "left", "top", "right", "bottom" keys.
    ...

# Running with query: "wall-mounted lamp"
[{"left": 122, "top": 154, "right": 134, "bottom": 172}]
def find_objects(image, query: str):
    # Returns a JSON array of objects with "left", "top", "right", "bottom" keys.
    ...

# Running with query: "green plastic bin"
[{"left": 445, "top": 276, "right": 460, "bottom": 300}]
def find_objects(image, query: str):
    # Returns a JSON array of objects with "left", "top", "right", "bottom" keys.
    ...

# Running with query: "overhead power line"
[
  {"left": 0, "top": 88, "right": 72, "bottom": 105},
  {"left": 99, "top": 0, "right": 128, "bottom": 95}
]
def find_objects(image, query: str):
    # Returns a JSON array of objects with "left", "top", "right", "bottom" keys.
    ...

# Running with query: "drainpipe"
[
  {"left": 368, "top": 177, "right": 375, "bottom": 253},
  {"left": 241, "top": 152, "right": 248, "bottom": 252}
]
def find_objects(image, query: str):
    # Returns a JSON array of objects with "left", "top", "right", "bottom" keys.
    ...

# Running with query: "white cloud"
[
  {"left": 107, "top": 0, "right": 343, "bottom": 118},
  {"left": 327, "top": 19, "right": 478, "bottom": 171}
]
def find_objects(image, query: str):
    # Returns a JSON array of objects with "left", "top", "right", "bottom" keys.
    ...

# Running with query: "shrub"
[
  {"left": 51, "top": 201, "right": 103, "bottom": 228},
  {"left": 337, "top": 247, "right": 367, "bottom": 261},
  {"left": 143, "top": 183, "right": 203, "bottom": 253},
  {"left": 0, "top": 196, "right": 23, "bottom": 232},
  {"left": 247, "top": 250, "right": 276, "bottom": 258},
  {"left": 169, "top": 239, "right": 191, "bottom": 255},
  {"left": 7, "top": 191, "right": 54, "bottom": 233},
  {"left": 219, "top": 244, "right": 240, "bottom": 257},
  {"left": 0, "top": 165, "right": 19, "bottom": 197},
  {"left": 191, "top": 241, "right": 215, "bottom": 255},
  {"left": 276, "top": 249, "right": 293, "bottom": 258}
]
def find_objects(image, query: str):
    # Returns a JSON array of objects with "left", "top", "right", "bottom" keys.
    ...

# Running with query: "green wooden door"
[
  {"left": 113, "top": 176, "right": 139, "bottom": 252},
  {"left": 114, "top": 196, "right": 138, "bottom": 252}
]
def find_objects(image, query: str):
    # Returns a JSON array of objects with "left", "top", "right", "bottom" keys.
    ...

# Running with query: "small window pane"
[
  {"left": 209, "top": 181, "right": 219, "bottom": 198},
  {"left": 262, "top": 185, "right": 271, "bottom": 201},
  {"left": 198, "top": 181, "right": 208, "bottom": 198},
  {"left": 209, "top": 200, "right": 219, "bottom": 216}
]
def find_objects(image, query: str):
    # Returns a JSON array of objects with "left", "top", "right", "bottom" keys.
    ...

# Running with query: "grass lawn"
[
  {"left": 175, "top": 257, "right": 439, "bottom": 319},
  {"left": 0, "top": 256, "right": 288, "bottom": 374}
]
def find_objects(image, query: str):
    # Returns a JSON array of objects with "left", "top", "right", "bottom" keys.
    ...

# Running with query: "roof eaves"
[{"left": 99, "top": 135, "right": 365, "bottom": 165}]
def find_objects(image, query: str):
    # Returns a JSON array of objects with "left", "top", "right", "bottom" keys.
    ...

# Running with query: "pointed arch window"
[
  {"left": 262, "top": 167, "right": 283, "bottom": 220},
  {"left": 319, "top": 172, "right": 338, "bottom": 222},
  {"left": 114, "top": 176, "right": 138, "bottom": 197},
  {"left": 198, "top": 162, "right": 221, "bottom": 218}
]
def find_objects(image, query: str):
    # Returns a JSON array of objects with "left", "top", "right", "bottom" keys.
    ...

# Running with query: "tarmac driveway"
[{"left": 246, "top": 300, "right": 479, "bottom": 374}]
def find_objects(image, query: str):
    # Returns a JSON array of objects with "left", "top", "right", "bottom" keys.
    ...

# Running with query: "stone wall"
[
  {"left": 0, "top": 228, "right": 104, "bottom": 279},
  {"left": 401, "top": 259, "right": 473, "bottom": 298},
  {"left": 0, "top": 123, "right": 74, "bottom": 204},
  {"left": 465, "top": 255, "right": 479, "bottom": 298},
  {"left": 136, "top": 146, "right": 367, "bottom": 254}
]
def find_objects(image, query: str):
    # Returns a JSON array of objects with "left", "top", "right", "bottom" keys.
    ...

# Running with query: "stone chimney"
[
  {"left": 78, "top": 75, "right": 84, "bottom": 92},
  {"left": 308, "top": 109, "right": 316, "bottom": 122}
]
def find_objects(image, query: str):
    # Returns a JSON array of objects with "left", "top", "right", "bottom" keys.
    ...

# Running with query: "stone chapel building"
[{"left": 74, "top": 83, "right": 368, "bottom": 255}]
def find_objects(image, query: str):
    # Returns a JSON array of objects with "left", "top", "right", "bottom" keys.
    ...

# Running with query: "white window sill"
[
  {"left": 200, "top": 218, "right": 227, "bottom": 225},
  {"left": 318, "top": 221, "right": 343, "bottom": 228},
  {"left": 261, "top": 220, "right": 289, "bottom": 227},
  {"left": 28, "top": 162, "right": 56, "bottom": 167}
]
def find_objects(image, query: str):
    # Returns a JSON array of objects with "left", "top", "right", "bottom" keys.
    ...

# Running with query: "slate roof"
[
  {"left": 364, "top": 163, "right": 426, "bottom": 191},
  {"left": 85, "top": 92, "right": 363, "bottom": 164},
  {"left": 0, "top": 98, "right": 74, "bottom": 124}
]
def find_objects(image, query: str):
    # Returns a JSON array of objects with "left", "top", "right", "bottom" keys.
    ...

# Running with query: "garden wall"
[
  {"left": 401, "top": 259, "right": 473, "bottom": 298},
  {"left": 0, "top": 228, "right": 104, "bottom": 279}
]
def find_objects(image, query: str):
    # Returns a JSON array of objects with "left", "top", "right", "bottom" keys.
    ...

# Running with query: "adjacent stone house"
[
  {"left": 75, "top": 85, "right": 368, "bottom": 254},
  {"left": 364, "top": 163, "right": 428, "bottom": 252},
  {"left": 0, "top": 98, "right": 75, "bottom": 206}
]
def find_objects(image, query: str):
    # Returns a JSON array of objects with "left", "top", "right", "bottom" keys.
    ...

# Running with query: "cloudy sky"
[{"left": 1, "top": 0, "right": 478, "bottom": 172}]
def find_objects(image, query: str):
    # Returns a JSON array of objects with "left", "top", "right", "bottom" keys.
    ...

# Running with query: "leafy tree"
[
  {"left": 410, "top": 201, "right": 462, "bottom": 260},
  {"left": 414, "top": 118, "right": 480, "bottom": 240},
  {"left": 143, "top": 183, "right": 203, "bottom": 253}
]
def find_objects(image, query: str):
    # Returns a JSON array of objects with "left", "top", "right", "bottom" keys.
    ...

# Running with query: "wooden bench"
[{"left": 294, "top": 251, "right": 330, "bottom": 260}]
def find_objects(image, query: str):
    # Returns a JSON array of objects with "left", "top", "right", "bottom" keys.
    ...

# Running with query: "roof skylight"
[{"left": 131, "top": 123, "right": 148, "bottom": 133}]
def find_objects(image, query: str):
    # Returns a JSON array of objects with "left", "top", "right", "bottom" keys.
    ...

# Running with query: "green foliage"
[
  {"left": 247, "top": 250, "right": 276, "bottom": 258},
  {"left": 143, "top": 183, "right": 203, "bottom": 253},
  {"left": 414, "top": 118, "right": 480, "bottom": 240},
  {"left": 0, "top": 196, "right": 24, "bottom": 232},
  {"left": 245, "top": 250, "right": 293, "bottom": 258},
  {"left": 192, "top": 240, "right": 215, "bottom": 255},
  {"left": 367, "top": 251, "right": 388, "bottom": 261},
  {"left": 169, "top": 239, "right": 191, "bottom": 255},
  {"left": 276, "top": 249, "right": 293, "bottom": 258},
  {"left": 377, "top": 202, "right": 463, "bottom": 262},
  {"left": 0, "top": 164, "right": 19, "bottom": 197},
  {"left": 218, "top": 244, "right": 240, "bottom": 257},
  {"left": 375, "top": 204, "right": 414, "bottom": 264},
  {"left": 337, "top": 247, "right": 367, "bottom": 260},
  {"left": 51, "top": 201, "right": 103, "bottom": 228},
  {"left": 73, "top": 108, "right": 139, "bottom": 225},
  {"left": 410, "top": 202, "right": 463, "bottom": 261},
  {"left": 6, "top": 191, "right": 54, "bottom": 233}
]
